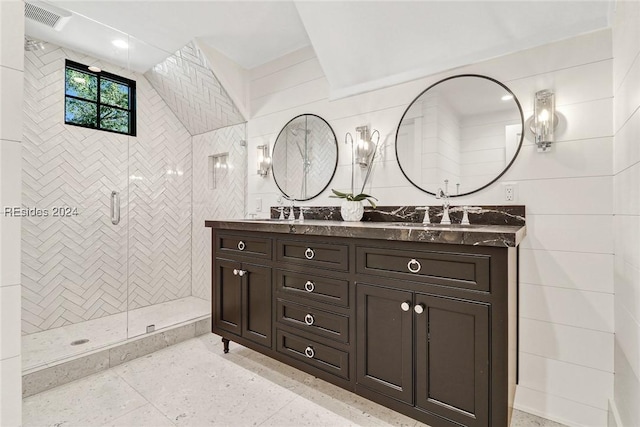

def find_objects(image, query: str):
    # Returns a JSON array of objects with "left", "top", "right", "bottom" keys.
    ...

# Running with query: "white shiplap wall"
[
  {"left": 0, "top": 2, "right": 24, "bottom": 425},
  {"left": 247, "top": 30, "right": 614, "bottom": 426},
  {"left": 612, "top": 1, "right": 640, "bottom": 426}
]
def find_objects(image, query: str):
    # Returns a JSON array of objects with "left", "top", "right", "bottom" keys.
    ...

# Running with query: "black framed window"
[{"left": 64, "top": 60, "right": 136, "bottom": 136}]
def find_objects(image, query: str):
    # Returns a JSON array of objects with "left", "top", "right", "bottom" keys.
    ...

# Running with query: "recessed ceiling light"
[
  {"left": 73, "top": 77, "right": 86, "bottom": 84},
  {"left": 88, "top": 66, "right": 101, "bottom": 72},
  {"left": 501, "top": 94, "right": 513, "bottom": 101},
  {"left": 112, "top": 39, "right": 128, "bottom": 49}
]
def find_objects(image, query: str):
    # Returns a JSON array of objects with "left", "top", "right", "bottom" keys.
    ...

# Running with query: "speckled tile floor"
[{"left": 22, "top": 333, "right": 567, "bottom": 427}]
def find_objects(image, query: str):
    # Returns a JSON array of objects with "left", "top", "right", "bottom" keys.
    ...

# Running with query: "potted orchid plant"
[{"left": 330, "top": 130, "right": 380, "bottom": 221}]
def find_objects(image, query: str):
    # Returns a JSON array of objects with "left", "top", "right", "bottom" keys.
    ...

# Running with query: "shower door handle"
[{"left": 111, "top": 191, "right": 120, "bottom": 225}]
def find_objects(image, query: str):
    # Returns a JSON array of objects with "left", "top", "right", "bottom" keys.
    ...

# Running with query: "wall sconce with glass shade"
[
  {"left": 354, "top": 125, "right": 380, "bottom": 168},
  {"left": 257, "top": 144, "right": 272, "bottom": 177},
  {"left": 532, "top": 89, "right": 557, "bottom": 152}
]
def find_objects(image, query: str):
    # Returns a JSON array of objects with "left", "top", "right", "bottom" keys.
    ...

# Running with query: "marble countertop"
[{"left": 205, "top": 219, "right": 526, "bottom": 248}]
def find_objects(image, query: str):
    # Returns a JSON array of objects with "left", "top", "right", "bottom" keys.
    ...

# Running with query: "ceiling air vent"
[{"left": 25, "top": 1, "right": 72, "bottom": 31}]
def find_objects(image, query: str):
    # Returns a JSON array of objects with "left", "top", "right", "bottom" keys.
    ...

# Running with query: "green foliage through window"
[{"left": 64, "top": 60, "right": 136, "bottom": 136}]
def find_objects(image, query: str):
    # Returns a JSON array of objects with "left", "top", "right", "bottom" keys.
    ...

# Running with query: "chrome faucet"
[
  {"left": 288, "top": 199, "right": 296, "bottom": 222},
  {"left": 436, "top": 180, "right": 451, "bottom": 225}
]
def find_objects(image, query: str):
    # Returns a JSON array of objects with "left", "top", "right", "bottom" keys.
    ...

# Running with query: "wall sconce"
[
  {"left": 257, "top": 144, "right": 271, "bottom": 177},
  {"left": 354, "top": 126, "right": 380, "bottom": 168},
  {"left": 532, "top": 90, "right": 557, "bottom": 153}
]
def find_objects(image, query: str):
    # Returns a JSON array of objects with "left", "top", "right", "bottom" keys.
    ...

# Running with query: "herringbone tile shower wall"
[
  {"left": 191, "top": 124, "right": 246, "bottom": 301},
  {"left": 22, "top": 43, "right": 193, "bottom": 333},
  {"left": 144, "top": 42, "right": 245, "bottom": 136}
]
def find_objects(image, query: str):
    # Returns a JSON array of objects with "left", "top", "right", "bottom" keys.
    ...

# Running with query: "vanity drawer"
[
  {"left": 216, "top": 233, "right": 272, "bottom": 260},
  {"left": 277, "top": 239, "right": 348, "bottom": 271},
  {"left": 275, "top": 269, "right": 349, "bottom": 308},
  {"left": 276, "top": 329, "right": 349, "bottom": 380},
  {"left": 276, "top": 299, "right": 349, "bottom": 344},
  {"left": 356, "top": 246, "right": 490, "bottom": 293}
]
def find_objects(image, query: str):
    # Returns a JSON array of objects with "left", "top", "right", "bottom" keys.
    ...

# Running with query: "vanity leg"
[{"left": 222, "top": 338, "right": 230, "bottom": 354}]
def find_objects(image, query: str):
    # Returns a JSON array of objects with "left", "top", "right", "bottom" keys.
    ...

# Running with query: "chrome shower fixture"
[{"left": 24, "top": 37, "right": 45, "bottom": 51}]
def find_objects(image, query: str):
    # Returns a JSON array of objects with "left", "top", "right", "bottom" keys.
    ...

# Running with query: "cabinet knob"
[
  {"left": 400, "top": 301, "right": 411, "bottom": 312},
  {"left": 407, "top": 258, "right": 422, "bottom": 273},
  {"left": 237, "top": 241, "right": 246, "bottom": 251},
  {"left": 414, "top": 303, "right": 425, "bottom": 314},
  {"left": 238, "top": 270, "right": 246, "bottom": 277},
  {"left": 304, "top": 281, "right": 315, "bottom": 292},
  {"left": 304, "top": 346, "right": 315, "bottom": 358},
  {"left": 233, "top": 269, "right": 238, "bottom": 276},
  {"left": 305, "top": 247, "right": 315, "bottom": 260},
  {"left": 304, "top": 314, "right": 315, "bottom": 326}
]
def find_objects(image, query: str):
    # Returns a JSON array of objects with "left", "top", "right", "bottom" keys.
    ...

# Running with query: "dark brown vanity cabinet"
[
  {"left": 356, "top": 283, "right": 490, "bottom": 427},
  {"left": 214, "top": 257, "right": 272, "bottom": 348},
  {"left": 208, "top": 226, "right": 518, "bottom": 427}
]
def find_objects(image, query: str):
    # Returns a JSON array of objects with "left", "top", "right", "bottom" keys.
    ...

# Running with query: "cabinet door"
[
  {"left": 356, "top": 283, "right": 413, "bottom": 404},
  {"left": 214, "top": 258, "right": 242, "bottom": 336},
  {"left": 242, "top": 263, "right": 272, "bottom": 347},
  {"left": 415, "top": 294, "right": 489, "bottom": 427}
]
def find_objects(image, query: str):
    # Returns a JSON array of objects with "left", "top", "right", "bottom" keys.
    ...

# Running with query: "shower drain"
[{"left": 70, "top": 339, "right": 89, "bottom": 346}]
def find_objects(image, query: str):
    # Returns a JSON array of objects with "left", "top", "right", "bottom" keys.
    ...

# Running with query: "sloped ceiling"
[
  {"left": 39, "top": 1, "right": 613, "bottom": 101},
  {"left": 144, "top": 42, "right": 245, "bottom": 135},
  {"left": 294, "top": 1, "right": 613, "bottom": 98}
]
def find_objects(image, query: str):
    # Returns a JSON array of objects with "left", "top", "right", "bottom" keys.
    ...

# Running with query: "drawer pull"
[
  {"left": 304, "top": 346, "right": 315, "bottom": 358},
  {"left": 238, "top": 270, "right": 246, "bottom": 277},
  {"left": 304, "top": 314, "right": 315, "bottom": 325},
  {"left": 237, "top": 241, "right": 246, "bottom": 251},
  {"left": 400, "top": 301, "right": 411, "bottom": 312},
  {"left": 414, "top": 303, "right": 425, "bottom": 314},
  {"left": 407, "top": 258, "right": 421, "bottom": 273},
  {"left": 305, "top": 247, "right": 315, "bottom": 260},
  {"left": 233, "top": 269, "right": 238, "bottom": 276},
  {"left": 304, "top": 281, "right": 315, "bottom": 292}
]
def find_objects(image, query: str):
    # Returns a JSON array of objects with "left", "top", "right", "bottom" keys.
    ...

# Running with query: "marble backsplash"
[{"left": 270, "top": 205, "right": 525, "bottom": 226}]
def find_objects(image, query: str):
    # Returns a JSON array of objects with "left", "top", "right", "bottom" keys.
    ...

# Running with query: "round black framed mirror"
[
  {"left": 395, "top": 74, "right": 524, "bottom": 197},
  {"left": 272, "top": 114, "right": 338, "bottom": 201}
]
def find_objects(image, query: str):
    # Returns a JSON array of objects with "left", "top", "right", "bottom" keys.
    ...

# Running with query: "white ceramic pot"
[{"left": 340, "top": 200, "right": 364, "bottom": 222}]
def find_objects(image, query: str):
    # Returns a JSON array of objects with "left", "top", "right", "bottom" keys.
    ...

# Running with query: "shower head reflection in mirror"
[
  {"left": 395, "top": 74, "right": 524, "bottom": 197},
  {"left": 271, "top": 114, "right": 338, "bottom": 201}
]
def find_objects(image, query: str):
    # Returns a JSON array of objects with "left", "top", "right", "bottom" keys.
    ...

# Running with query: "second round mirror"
[{"left": 396, "top": 74, "right": 524, "bottom": 196}]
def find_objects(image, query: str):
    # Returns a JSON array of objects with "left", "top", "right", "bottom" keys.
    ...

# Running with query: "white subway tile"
[
  {"left": 515, "top": 385, "right": 608, "bottom": 427},
  {"left": 520, "top": 283, "right": 614, "bottom": 333},
  {"left": 0, "top": 355, "right": 21, "bottom": 427},
  {"left": 0, "top": 1, "right": 24, "bottom": 71},
  {"left": 0, "top": 66, "right": 23, "bottom": 142},
  {"left": 0, "top": 285, "right": 20, "bottom": 360},
  {"left": 520, "top": 249, "right": 613, "bottom": 293},
  {"left": 518, "top": 352, "right": 613, "bottom": 410},
  {"left": 520, "top": 318, "right": 613, "bottom": 372},
  {"left": 520, "top": 214, "right": 613, "bottom": 254}
]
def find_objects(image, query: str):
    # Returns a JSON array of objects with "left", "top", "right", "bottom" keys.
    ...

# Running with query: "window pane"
[
  {"left": 65, "top": 69, "right": 97, "bottom": 101},
  {"left": 65, "top": 97, "right": 97, "bottom": 127},
  {"left": 100, "top": 78, "right": 129, "bottom": 109},
  {"left": 100, "top": 106, "right": 129, "bottom": 133}
]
